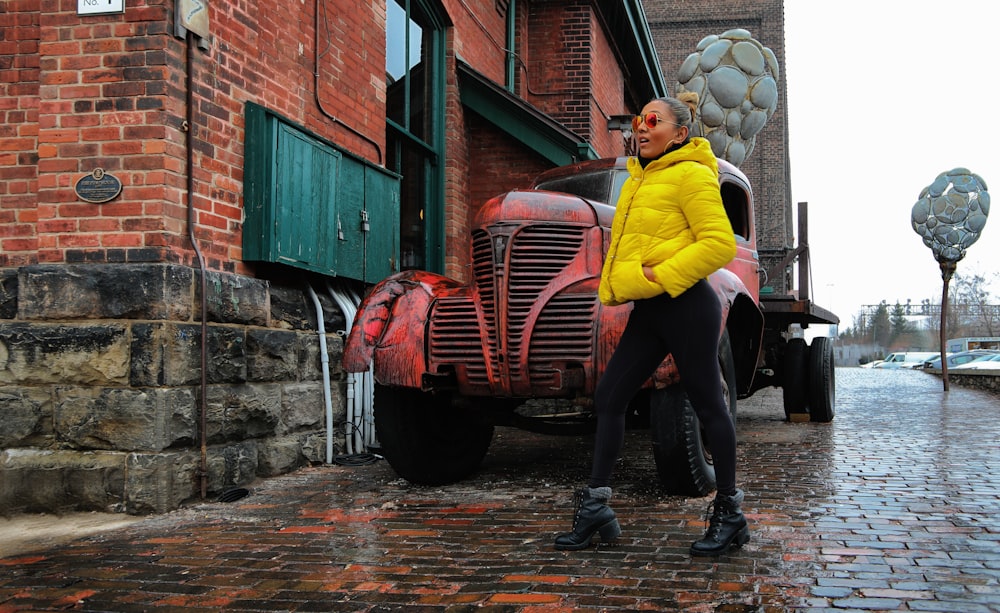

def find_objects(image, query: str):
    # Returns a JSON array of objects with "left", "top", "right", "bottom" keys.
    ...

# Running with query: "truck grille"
[{"left": 428, "top": 223, "right": 596, "bottom": 394}]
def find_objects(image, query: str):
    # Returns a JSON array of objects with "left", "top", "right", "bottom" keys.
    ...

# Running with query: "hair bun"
[{"left": 677, "top": 91, "right": 699, "bottom": 120}]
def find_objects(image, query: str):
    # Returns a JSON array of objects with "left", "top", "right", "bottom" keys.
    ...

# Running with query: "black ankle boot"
[
  {"left": 554, "top": 486, "right": 621, "bottom": 551},
  {"left": 690, "top": 489, "right": 750, "bottom": 556}
]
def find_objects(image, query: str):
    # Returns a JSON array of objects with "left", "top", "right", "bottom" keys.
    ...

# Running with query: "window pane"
[{"left": 386, "top": 2, "right": 423, "bottom": 83}]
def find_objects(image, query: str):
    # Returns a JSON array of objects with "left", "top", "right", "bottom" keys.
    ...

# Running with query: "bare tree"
[{"left": 950, "top": 270, "right": 1000, "bottom": 336}]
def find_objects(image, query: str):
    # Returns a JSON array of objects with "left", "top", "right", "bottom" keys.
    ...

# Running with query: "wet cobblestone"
[{"left": 2, "top": 368, "right": 999, "bottom": 611}]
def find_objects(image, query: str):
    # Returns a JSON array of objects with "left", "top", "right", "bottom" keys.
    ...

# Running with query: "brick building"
[{"left": 0, "top": 0, "right": 678, "bottom": 513}]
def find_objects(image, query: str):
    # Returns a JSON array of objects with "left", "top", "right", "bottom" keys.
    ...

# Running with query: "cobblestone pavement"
[{"left": 2, "top": 368, "right": 999, "bottom": 612}]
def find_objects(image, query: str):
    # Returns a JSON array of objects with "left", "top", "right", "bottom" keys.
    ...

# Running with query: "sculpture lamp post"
[{"left": 911, "top": 168, "right": 990, "bottom": 390}]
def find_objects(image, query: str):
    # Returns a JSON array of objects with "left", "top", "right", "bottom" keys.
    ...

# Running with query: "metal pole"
[{"left": 939, "top": 260, "right": 956, "bottom": 392}]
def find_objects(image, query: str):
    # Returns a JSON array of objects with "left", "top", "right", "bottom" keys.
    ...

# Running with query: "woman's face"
[{"left": 634, "top": 101, "right": 687, "bottom": 159}]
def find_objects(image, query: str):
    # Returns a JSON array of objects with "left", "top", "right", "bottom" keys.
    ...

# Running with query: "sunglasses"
[{"left": 631, "top": 112, "right": 681, "bottom": 132}]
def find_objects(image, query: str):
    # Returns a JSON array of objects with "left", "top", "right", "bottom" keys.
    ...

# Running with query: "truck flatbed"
[{"left": 760, "top": 293, "right": 839, "bottom": 327}]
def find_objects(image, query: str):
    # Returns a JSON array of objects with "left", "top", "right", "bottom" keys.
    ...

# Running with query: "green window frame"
[{"left": 386, "top": 0, "right": 446, "bottom": 273}]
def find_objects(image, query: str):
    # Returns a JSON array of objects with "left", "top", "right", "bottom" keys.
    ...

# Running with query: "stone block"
[
  {"left": 124, "top": 450, "right": 200, "bottom": 514},
  {"left": 201, "top": 271, "right": 269, "bottom": 326},
  {"left": 54, "top": 386, "right": 196, "bottom": 451},
  {"left": 279, "top": 382, "right": 325, "bottom": 434},
  {"left": 131, "top": 323, "right": 248, "bottom": 387},
  {"left": 0, "top": 387, "right": 54, "bottom": 447},
  {"left": 0, "top": 269, "right": 17, "bottom": 320},
  {"left": 206, "top": 325, "right": 248, "bottom": 383},
  {"left": 269, "top": 284, "right": 314, "bottom": 331},
  {"left": 246, "top": 328, "right": 303, "bottom": 382},
  {"left": 205, "top": 383, "right": 281, "bottom": 443},
  {"left": 125, "top": 443, "right": 259, "bottom": 513},
  {"left": 18, "top": 263, "right": 193, "bottom": 321},
  {"left": 0, "top": 323, "right": 130, "bottom": 386},
  {"left": 298, "top": 332, "right": 323, "bottom": 381},
  {"left": 0, "top": 449, "right": 126, "bottom": 513},
  {"left": 301, "top": 431, "right": 340, "bottom": 463},
  {"left": 209, "top": 440, "right": 259, "bottom": 491},
  {"left": 326, "top": 333, "right": 344, "bottom": 376},
  {"left": 129, "top": 323, "right": 166, "bottom": 387},
  {"left": 257, "top": 436, "right": 305, "bottom": 477}
]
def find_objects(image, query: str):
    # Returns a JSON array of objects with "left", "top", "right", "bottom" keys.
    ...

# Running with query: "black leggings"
[{"left": 589, "top": 279, "right": 737, "bottom": 495}]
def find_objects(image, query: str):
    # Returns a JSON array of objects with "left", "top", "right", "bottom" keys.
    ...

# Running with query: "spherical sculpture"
[
  {"left": 911, "top": 168, "right": 990, "bottom": 263},
  {"left": 676, "top": 29, "right": 779, "bottom": 167}
]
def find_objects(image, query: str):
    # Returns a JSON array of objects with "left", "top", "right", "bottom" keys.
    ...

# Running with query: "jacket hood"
[{"left": 628, "top": 137, "right": 719, "bottom": 179}]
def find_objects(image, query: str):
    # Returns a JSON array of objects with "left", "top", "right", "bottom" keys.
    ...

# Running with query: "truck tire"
[
  {"left": 808, "top": 336, "right": 835, "bottom": 422},
  {"left": 650, "top": 330, "right": 737, "bottom": 497},
  {"left": 782, "top": 337, "right": 809, "bottom": 418},
  {"left": 373, "top": 385, "right": 494, "bottom": 485}
]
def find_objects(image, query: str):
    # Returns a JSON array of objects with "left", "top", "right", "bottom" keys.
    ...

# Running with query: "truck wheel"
[
  {"left": 808, "top": 336, "right": 835, "bottom": 422},
  {"left": 373, "top": 385, "right": 494, "bottom": 485},
  {"left": 650, "top": 330, "right": 737, "bottom": 497},
  {"left": 782, "top": 337, "right": 809, "bottom": 418}
]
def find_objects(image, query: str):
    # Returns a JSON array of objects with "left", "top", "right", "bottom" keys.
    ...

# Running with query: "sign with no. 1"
[{"left": 78, "top": 0, "right": 124, "bottom": 15}]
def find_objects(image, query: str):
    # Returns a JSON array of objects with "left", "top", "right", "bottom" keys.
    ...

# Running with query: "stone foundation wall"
[
  {"left": 0, "top": 263, "right": 348, "bottom": 514},
  {"left": 943, "top": 371, "right": 1000, "bottom": 395}
]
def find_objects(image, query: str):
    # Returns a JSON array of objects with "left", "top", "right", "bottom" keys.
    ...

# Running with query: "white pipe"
[
  {"left": 333, "top": 283, "right": 356, "bottom": 455},
  {"left": 328, "top": 282, "right": 372, "bottom": 454},
  {"left": 306, "top": 284, "right": 335, "bottom": 463},
  {"left": 342, "top": 284, "right": 377, "bottom": 450},
  {"left": 327, "top": 285, "right": 357, "bottom": 453}
]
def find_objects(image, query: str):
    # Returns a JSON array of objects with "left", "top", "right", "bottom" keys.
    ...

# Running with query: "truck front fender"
[
  {"left": 709, "top": 268, "right": 765, "bottom": 396},
  {"left": 343, "top": 271, "right": 463, "bottom": 387}
]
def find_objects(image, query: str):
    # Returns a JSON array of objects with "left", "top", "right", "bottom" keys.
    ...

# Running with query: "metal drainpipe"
[
  {"left": 185, "top": 31, "right": 211, "bottom": 499},
  {"left": 505, "top": 0, "right": 516, "bottom": 92},
  {"left": 314, "top": 0, "right": 383, "bottom": 164}
]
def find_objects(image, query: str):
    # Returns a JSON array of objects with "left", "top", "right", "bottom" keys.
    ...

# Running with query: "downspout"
[
  {"left": 314, "top": 0, "right": 383, "bottom": 164},
  {"left": 306, "top": 284, "right": 335, "bottom": 463},
  {"left": 185, "top": 31, "right": 211, "bottom": 499},
  {"left": 505, "top": 0, "right": 516, "bottom": 92}
]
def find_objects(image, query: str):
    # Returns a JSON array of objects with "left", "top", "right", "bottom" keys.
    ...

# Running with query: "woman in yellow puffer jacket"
[{"left": 555, "top": 93, "right": 749, "bottom": 557}]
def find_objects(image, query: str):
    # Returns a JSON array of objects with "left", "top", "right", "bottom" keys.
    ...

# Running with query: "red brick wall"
[
  {"left": 589, "top": 10, "right": 627, "bottom": 157},
  {"left": 525, "top": 1, "right": 589, "bottom": 130},
  {"left": 1, "top": 0, "right": 386, "bottom": 272},
  {"left": 445, "top": 0, "right": 507, "bottom": 85},
  {"left": 0, "top": 0, "right": 41, "bottom": 267}
]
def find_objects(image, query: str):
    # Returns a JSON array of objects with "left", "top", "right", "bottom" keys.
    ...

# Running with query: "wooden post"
[{"left": 797, "top": 202, "right": 809, "bottom": 301}]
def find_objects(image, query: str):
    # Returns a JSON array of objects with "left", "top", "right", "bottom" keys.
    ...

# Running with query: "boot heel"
[
  {"left": 598, "top": 518, "right": 621, "bottom": 543},
  {"left": 733, "top": 525, "right": 750, "bottom": 547}
]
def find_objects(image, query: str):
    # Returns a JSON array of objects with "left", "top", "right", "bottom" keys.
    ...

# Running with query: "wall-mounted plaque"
[{"left": 75, "top": 168, "right": 122, "bottom": 203}]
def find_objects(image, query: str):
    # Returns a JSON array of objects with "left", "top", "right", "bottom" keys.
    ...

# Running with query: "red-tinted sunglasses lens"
[{"left": 631, "top": 113, "right": 659, "bottom": 131}]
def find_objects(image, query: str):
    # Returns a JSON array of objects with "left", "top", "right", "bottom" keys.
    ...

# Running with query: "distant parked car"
[
  {"left": 872, "top": 352, "right": 938, "bottom": 369},
  {"left": 921, "top": 349, "right": 1000, "bottom": 370},
  {"left": 951, "top": 353, "right": 1000, "bottom": 371}
]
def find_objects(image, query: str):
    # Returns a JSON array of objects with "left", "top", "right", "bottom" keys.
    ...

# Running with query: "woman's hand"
[{"left": 642, "top": 266, "right": 656, "bottom": 282}]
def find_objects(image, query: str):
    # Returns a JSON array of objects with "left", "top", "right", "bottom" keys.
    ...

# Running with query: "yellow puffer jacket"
[{"left": 598, "top": 137, "right": 737, "bottom": 306}]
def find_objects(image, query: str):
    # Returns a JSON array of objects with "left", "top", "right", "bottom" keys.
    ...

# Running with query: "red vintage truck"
[{"left": 343, "top": 157, "right": 838, "bottom": 496}]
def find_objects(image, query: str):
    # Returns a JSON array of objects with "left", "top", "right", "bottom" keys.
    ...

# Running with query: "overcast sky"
[{"left": 782, "top": 0, "right": 999, "bottom": 332}]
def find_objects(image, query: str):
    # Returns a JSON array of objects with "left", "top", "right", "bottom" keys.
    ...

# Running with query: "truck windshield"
[{"left": 533, "top": 170, "right": 628, "bottom": 206}]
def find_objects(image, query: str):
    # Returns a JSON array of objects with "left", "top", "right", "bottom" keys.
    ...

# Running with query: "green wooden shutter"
[{"left": 243, "top": 102, "right": 400, "bottom": 282}]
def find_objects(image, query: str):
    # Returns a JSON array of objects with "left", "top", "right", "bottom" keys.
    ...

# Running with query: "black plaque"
[{"left": 75, "top": 168, "right": 122, "bottom": 204}]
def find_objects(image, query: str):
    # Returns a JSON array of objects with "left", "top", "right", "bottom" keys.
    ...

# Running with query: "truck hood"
[{"left": 474, "top": 189, "right": 616, "bottom": 229}]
